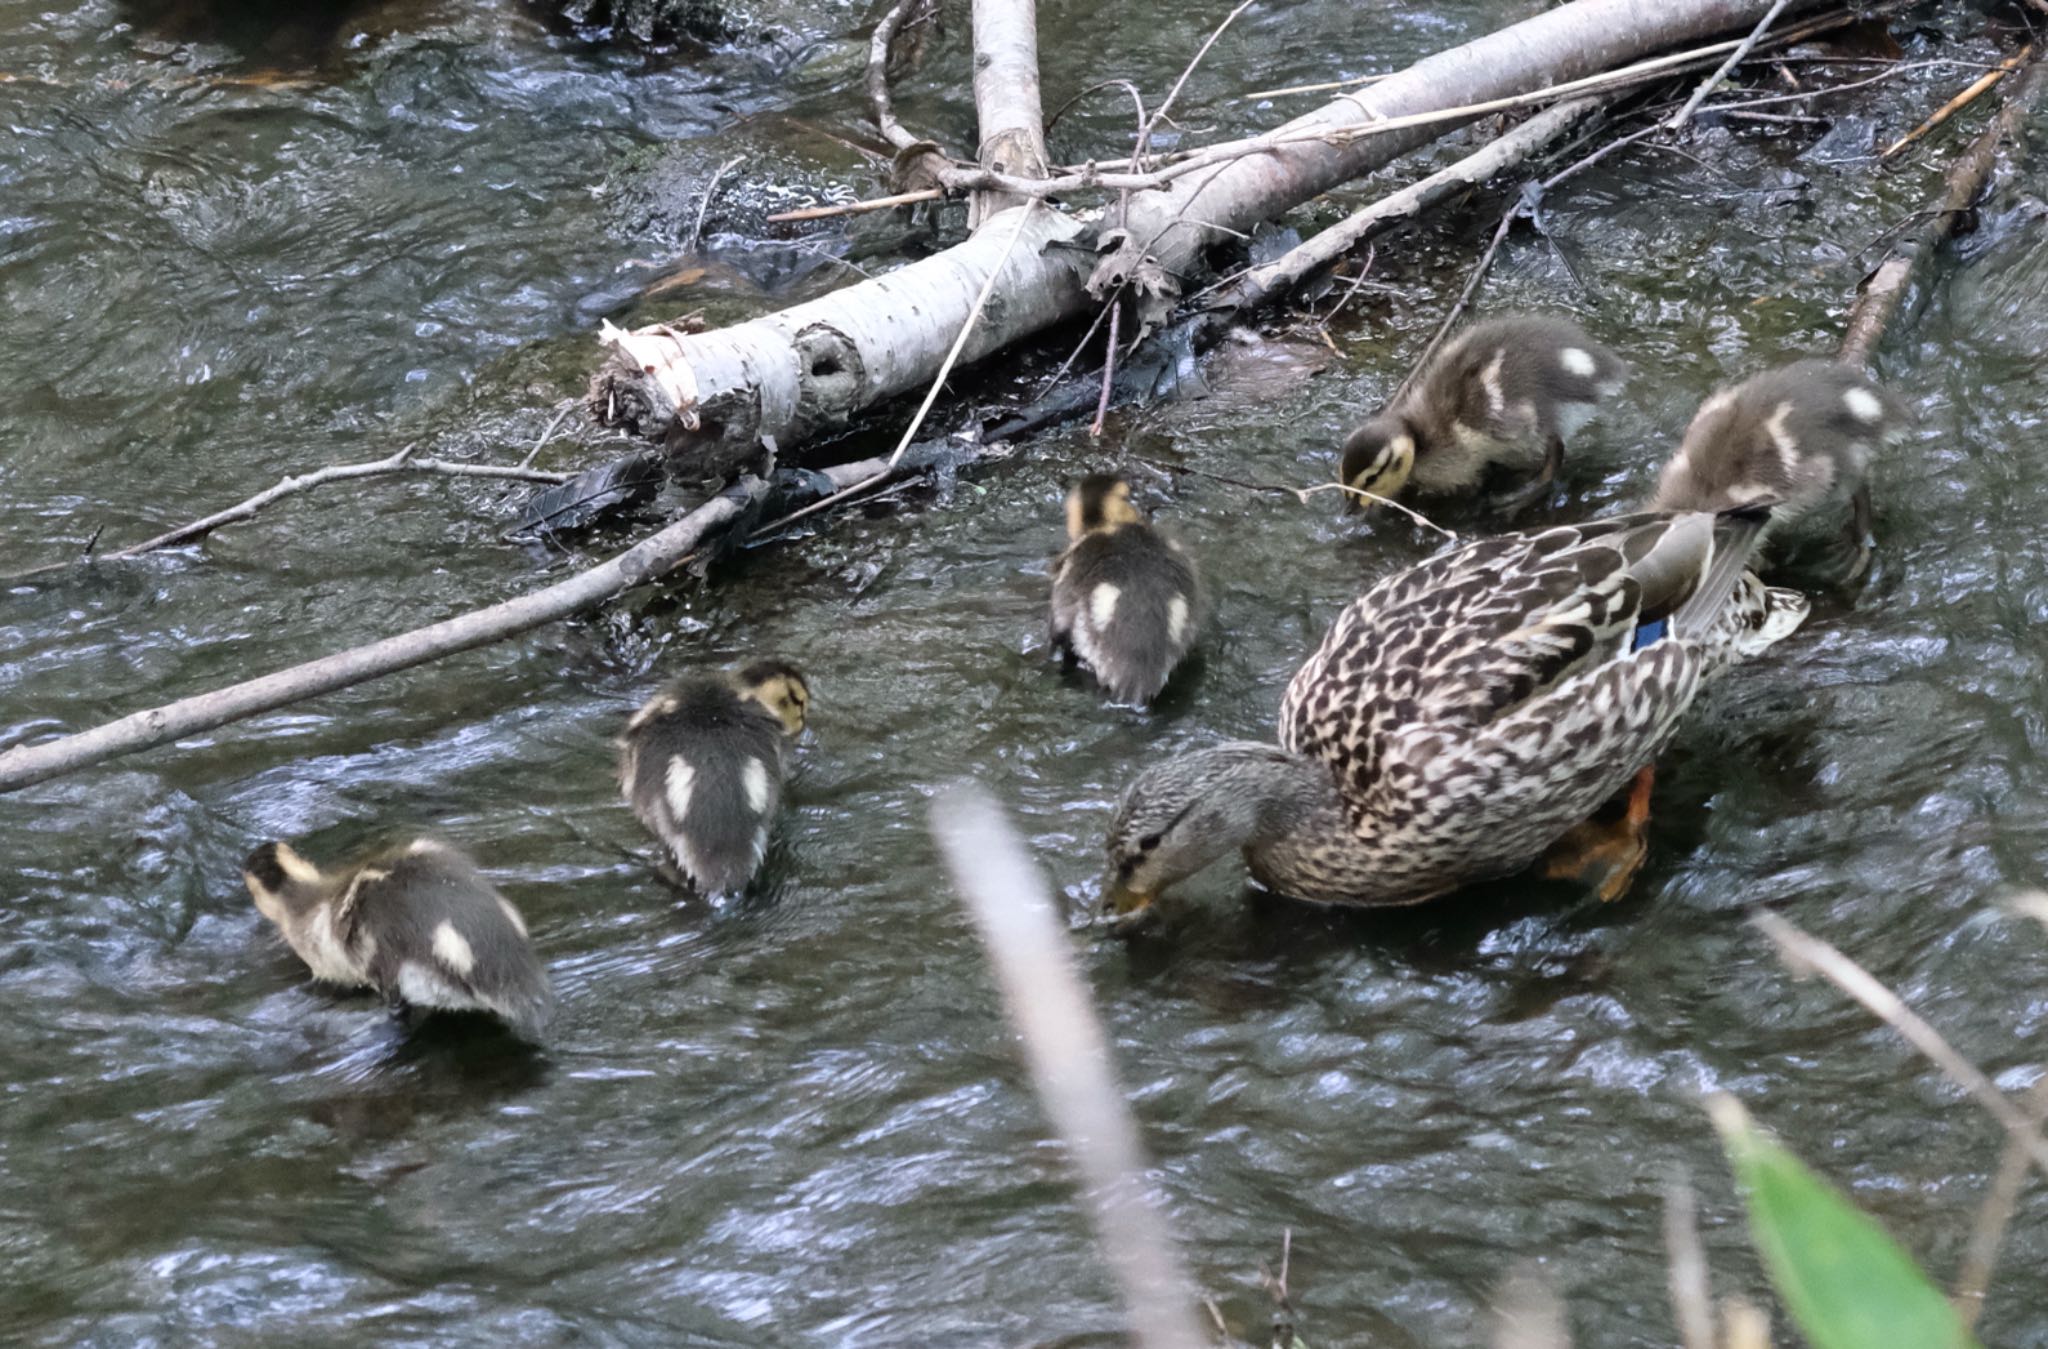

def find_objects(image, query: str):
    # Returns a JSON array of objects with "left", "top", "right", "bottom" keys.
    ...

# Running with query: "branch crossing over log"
[
  {"left": 1207, "top": 95, "right": 1605, "bottom": 320},
  {"left": 0, "top": 480, "right": 768, "bottom": 794}
]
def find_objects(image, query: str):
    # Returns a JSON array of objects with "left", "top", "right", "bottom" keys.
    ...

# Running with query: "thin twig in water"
[
  {"left": 1238, "top": 70, "right": 1389, "bottom": 102},
  {"left": 929, "top": 785, "right": 1206, "bottom": 1349},
  {"left": 686, "top": 154, "right": 746, "bottom": 251},
  {"left": 1953, "top": 1076, "right": 2048, "bottom": 1328},
  {"left": 1394, "top": 193, "right": 1522, "bottom": 404},
  {"left": 1883, "top": 44, "right": 2034, "bottom": 160},
  {"left": 1294, "top": 482, "right": 1459, "bottom": 541},
  {"left": 1666, "top": 0, "right": 1793, "bottom": 133},
  {"left": 1091, "top": 298, "right": 1122, "bottom": 438},
  {"left": 1043, "top": 77, "right": 1148, "bottom": 143},
  {"left": 7, "top": 447, "right": 571, "bottom": 581},
  {"left": 1663, "top": 1172, "right": 1716, "bottom": 1349},
  {"left": 520, "top": 400, "right": 581, "bottom": 468},
  {"left": 1318, "top": 243, "right": 1378, "bottom": 335},
  {"left": 1132, "top": 0, "right": 1259, "bottom": 171},
  {"left": 763, "top": 188, "right": 943, "bottom": 224},
  {"left": 1751, "top": 910, "right": 2048, "bottom": 1180}
]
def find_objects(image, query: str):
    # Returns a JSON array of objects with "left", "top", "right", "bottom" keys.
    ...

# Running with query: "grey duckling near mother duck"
[
  {"left": 1647, "top": 357, "right": 1911, "bottom": 581},
  {"left": 1049, "top": 473, "right": 1203, "bottom": 706},
  {"left": 1339, "top": 314, "right": 1628, "bottom": 514}
]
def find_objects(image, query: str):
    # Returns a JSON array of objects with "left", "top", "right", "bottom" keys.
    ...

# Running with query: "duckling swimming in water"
[
  {"left": 1339, "top": 314, "right": 1626, "bottom": 513},
  {"left": 242, "top": 837, "right": 552, "bottom": 1039},
  {"left": 1049, "top": 474, "right": 1202, "bottom": 705},
  {"left": 1647, "top": 358, "right": 1909, "bottom": 581},
  {"left": 618, "top": 659, "right": 810, "bottom": 897}
]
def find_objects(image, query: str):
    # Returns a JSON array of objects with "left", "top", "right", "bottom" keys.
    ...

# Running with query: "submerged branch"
[
  {"left": 5, "top": 446, "right": 570, "bottom": 582},
  {"left": 1841, "top": 53, "right": 2046, "bottom": 366},
  {"left": 0, "top": 480, "right": 767, "bottom": 794}
]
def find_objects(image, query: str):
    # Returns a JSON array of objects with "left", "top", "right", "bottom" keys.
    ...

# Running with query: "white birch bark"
[{"left": 593, "top": 0, "right": 1814, "bottom": 469}]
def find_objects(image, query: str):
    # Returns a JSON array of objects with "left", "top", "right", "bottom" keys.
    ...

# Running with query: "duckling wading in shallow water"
[
  {"left": 619, "top": 660, "right": 809, "bottom": 897},
  {"left": 242, "top": 838, "right": 552, "bottom": 1038},
  {"left": 1340, "top": 314, "right": 1626, "bottom": 513},
  {"left": 1101, "top": 506, "right": 1808, "bottom": 919},
  {"left": 1649, "top": 358, "right": 1909, "bottom": 580},
  {"left": 1049, "top": 474, "right": 1201, "bottom": 705}
]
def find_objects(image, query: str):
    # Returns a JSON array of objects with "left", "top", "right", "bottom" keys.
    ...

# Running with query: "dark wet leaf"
[{"left": 513, "top": 449, "right": 667, "bottom": 538}]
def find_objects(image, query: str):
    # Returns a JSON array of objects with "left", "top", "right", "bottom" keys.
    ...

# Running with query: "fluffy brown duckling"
[
  {"left": 618, "top": 660, "right": 810, "bottom": 897},
  {"left": 1647, "top": 358, "right": 1910, "bottom": 580},
  {"left": 1339, "top": 314, "right": 1627, "bottom": 513},
  {"left": 1049, "top": 474, "right": 1201, "bottom": 706},
  {"left": 243, "top": 837, "right": 552, "bottom": 1038}
]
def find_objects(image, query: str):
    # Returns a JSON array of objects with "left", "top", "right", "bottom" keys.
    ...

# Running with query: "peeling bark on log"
[{"left": 592, "top": 0, "right": 1825, "bottom": 471}]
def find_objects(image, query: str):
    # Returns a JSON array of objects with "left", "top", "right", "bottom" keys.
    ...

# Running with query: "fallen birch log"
[
  {"left": 1204, "top": 94, "right": 1606, "bottom": 320},
  {"left": 592, "top": 0, "right": 1826, "bottom": 472}
]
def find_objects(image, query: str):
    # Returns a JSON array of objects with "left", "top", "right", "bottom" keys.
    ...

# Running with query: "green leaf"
[{"left": 1710, "top": 1095, "right": 1979, "bottom": 1349}]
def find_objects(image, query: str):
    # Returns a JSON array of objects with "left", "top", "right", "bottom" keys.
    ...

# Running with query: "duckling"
[
  {"left": 242, "top": 837, "right": 552, "bottom": 1039},
  {"left": 618, "top": 659, "right": 810, "bottom": 896},
  {"left": 1049, "top": 474, "right": 1202, "bottom": 705},
  {"left": 1339, "top": 314, "right": 1627, "bottom": 513},
  {"left": 1647, "top": 359, "right": 1910, "bottom": 580}
]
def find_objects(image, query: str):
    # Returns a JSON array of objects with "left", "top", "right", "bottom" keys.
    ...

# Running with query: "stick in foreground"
[
  {"left": 1751, "top": 910, "right": 2048, "bottom": 1180},
  {"left": 929, "top": 784, "right": 1206, "bottom": 1349}
]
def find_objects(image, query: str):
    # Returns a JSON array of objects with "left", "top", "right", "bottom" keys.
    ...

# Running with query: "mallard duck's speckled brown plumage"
[{"left": 1102, "top": 509, "right": 1807, "bottom": 912}]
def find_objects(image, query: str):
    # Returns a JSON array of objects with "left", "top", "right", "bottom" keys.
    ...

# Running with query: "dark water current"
[{"left": 3, "top": 0, "right": 2047, "bottom": 1343}]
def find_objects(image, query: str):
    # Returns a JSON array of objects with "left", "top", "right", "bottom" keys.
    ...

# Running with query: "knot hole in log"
[{"left": 793, "top": 324, "right": 867, "bottom": 433}]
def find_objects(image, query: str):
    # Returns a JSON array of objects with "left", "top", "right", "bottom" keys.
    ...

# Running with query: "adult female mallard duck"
[{"left": 1100, "top": 507, "right": 1808, "bottom": 918}]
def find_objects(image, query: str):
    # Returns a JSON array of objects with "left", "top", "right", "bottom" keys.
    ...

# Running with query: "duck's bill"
[{"left": 1100, "top": 879, "right": 1157, "bottom": 923}]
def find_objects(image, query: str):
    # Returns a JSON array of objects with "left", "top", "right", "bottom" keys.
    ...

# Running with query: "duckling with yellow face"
[
  {"left": 618, "top": 659, "right": 810, "bottom": 898},
  {"left": 1648, "top": 359, "right": 1910, "bottom": 581},
  {"left": 1340, "top": 315, "right": 1627, "bottom": 514},
  {"left": 1049, "top": 474, "right": 1202, "bottom": 706},
  {"left": 242, "top": 837, "right": 552, "bottom": 1039}
]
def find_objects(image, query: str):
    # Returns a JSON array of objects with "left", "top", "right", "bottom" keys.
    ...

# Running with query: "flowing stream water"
[{"left": 4, "top": 1, "right": 2046, "bottom": 1343}]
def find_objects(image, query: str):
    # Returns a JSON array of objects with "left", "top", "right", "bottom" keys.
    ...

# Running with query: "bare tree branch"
[
  {"left": 0, "top": 480, "right": 767, "bottom": 794},
  {"left": 1841, "top": 53, "right": 2046, "bottom": 366}
]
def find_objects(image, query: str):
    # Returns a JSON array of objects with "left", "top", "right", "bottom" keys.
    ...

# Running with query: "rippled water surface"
[{"left": 5, "top": 1, "right": 2047, "bottom": 1344}]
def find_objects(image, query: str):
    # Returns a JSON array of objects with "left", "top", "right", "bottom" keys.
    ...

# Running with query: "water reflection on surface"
[{"left": 3, "top": 1, "right": 2046, "bottom": 1344}]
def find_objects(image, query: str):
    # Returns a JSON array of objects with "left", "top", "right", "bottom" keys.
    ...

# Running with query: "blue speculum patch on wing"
[{"left": 1632, "top": 617, "right": 1668, "bottom": 650}]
